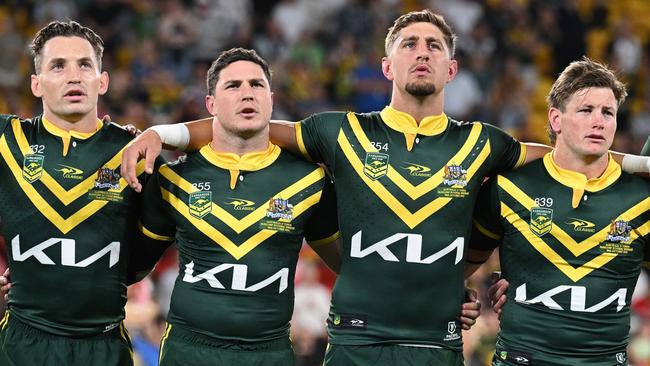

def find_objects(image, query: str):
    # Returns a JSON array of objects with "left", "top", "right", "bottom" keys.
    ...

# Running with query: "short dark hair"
[
  {"left": 30, "top": 20, "right": 104, "bottom": 74},
  {"left": 385, "top": 9, "right": 457, "bottom": 58},
  {"left": 206, "top": 48, "right": 272, "bottom": 96},
  {"left": 546, "top": 57, "right": 627, "bottom": 144}
]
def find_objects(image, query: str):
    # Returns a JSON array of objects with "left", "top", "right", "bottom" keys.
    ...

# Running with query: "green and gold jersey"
[
  {"left": 472, "top": 154, "right": 650, "bottom": 365},
  {"left": 296, "top": 106, "right": 525, "bottom": 349},
  {"left": 642, "top": 136, "right": 650, "bottom": 156},
  {"left": 0, "top": 114, "right": 147, "bottom": 336},
  {"left": 140, "top": 144, "right": 339, "bottom": 342}
]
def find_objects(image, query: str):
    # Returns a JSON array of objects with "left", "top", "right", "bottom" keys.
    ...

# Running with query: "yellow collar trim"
[
  {"left": 543, "top": 153, "right": 621, "bottom": 208},
  {"left": 200, "top": 143, "right": 280, "bottom": 171},
  {"left": 42, "top": 117, "right": 102, "bottom": 156},
  {"left": 379, "top": 106, "right": 448, "bottom": 151},
  {"left": 42, "top": 117, "right": 103, "bottom": 140}
]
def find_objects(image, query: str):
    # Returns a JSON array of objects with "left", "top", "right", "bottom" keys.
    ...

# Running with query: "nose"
[
  {"left": 240, "top": 83, "right": 254, "bottom": 101},
  {"left": 66, "top": 65, "right": 82, "bottom": 83}
]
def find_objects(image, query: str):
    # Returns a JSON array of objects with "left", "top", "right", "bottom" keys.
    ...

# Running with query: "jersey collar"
[
  {"left": 543, "top": 152, "right": 621, "bottom": 208},
  {"left": 200, "top": 143, "right": 280, "bottom": 171},
  {"left": 379, "top": 106, "right": 448, "bottom": 151},
  {"left": 199, "top": 143, "right": 281, "bottom": 189},
  {"left": 42, "top": 116, "right": 103, "bottom": 156}
]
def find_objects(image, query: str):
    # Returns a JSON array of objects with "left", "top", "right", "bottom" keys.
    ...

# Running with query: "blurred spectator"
[{"left": 292, "top": 258, "right": 331, "bottom": 366}]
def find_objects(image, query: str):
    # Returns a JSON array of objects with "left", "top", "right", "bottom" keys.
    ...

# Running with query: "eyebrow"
[{"left": 223, "top": 78, "right": 267, "bottom": 86}]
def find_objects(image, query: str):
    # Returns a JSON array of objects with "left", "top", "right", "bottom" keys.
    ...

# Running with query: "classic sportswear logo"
[
  {"left": 401, "top": 162, "right": 432, "bottom": 177},
  {"left": 565, "top": 218, "right": 596, "bottom": 233},
  {"left": 224, "top": 198, "right": 255, "bottom": 211},
  {"left": 55, "top": 164, "right": 84, "bottom": 180}
]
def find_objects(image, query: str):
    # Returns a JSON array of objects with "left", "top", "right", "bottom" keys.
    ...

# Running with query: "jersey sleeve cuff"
[
  {"left": 514, "top": 142, "right": 527, "bottom": 168},
  {"left": 139, "top": 222, "right": 174, "bottom": 242},
  {"left": 295, "top": 122, "right": 314, "bottom": 162},
  {"left": 473, "top": 219, "right": 501, "bottom": 240},
  {"left": 308, "top": 231, "right": 340, "bottom": 247}
]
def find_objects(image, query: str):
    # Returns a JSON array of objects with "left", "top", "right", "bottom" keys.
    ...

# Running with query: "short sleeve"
[
  {"left": 303, "top": 179, "right": 339, "bottom": 245},
  {"left": 470, "top": 176, "right": 503, "bottom": 251},
  {"left": 483, "top": 123, "right": 526, "bottom": 174},
  {"left": 296, "top": 112, "right": 347, "bottom": 167},
  {"left": 0, "top": 114, "right": 16, "bottom": 136},
  {"left": 139, "top": 165, "right": 176, "bottom": 241}
]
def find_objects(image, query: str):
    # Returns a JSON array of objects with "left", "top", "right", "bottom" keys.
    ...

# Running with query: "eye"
[
  {"left": 52, "top": 63, "right": 64, "bottom": 70},
  {"left": 403, "top": 41, "right": 416, "bottom": 48},
  {"left": 428, "top": 41, "right": 440, "bottom": 50},
  {"left": 80, "top": 61, "right": 92, "bottom": 69}
]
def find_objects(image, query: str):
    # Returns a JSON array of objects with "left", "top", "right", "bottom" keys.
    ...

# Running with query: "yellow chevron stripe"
[
  {"left": 501, "top": 202, "right": 617, "bottom": 282},
  {"left": 498, "top": 176, "right": 650, "bottom": 256},
  {"left": 338, "top": 131, "right": 449, "bottom": 228},
  {"left": 1, "top": 135, "right": 143, "bottom": 234},
  {"left": 11, "top": 118, "right": 139, "bottom": 206},
  {"left": 162, "top": 188, "right": 322, "bottom": 259},
  {"left": 338, "top": 129, "right": 490, "bottom": 229},
  {"left": 348, "top": 113, "right": 484, "bottom": 200},
  {"left": 159, "top": 165, "right": 324, "bottom": 233}
]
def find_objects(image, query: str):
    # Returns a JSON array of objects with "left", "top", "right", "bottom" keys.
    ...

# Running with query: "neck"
[
  {"left": 389, "top": 88, "right": 444, "bottom": 124},
  {"left": 210, "top": 119, "right": 270, "bottom": 156},
  {"left": 551, "top": 148, "right": 609, "bottom": 180},
  {"left": 42, "top": 109, "right": 99, "bottom": 133}
]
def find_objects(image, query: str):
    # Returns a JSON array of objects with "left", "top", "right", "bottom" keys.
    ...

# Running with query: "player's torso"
[
  {"left": 0, "top": 115, "right": 139, "bottom": 336},
  {"left": 160, "top": 149, "right": 326, "bottom": 342},
  {"left": 496, "top": 159, "right": 649, "bottom": 364},
  {"left": 329, "top": 112, "right": 498, "bottom": 347}
]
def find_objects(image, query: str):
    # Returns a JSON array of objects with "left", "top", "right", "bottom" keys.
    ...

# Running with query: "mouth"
[
  {"left": 411, "top": 64, "right": 431, "bottom": 76},
  {"left": 64, "top": 89, "right": 86, "bottom": 101},
  {"left": 239, "top": 107, "right": 257, "bottom": 118},
  {"left": 585, "top": 134, "right": 606, "bottom": 142}
]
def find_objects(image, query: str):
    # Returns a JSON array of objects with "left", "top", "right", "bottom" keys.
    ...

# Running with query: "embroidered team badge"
[
  {"left": 363, "top": 152, "right": 389, "bottom": 180},
  {"left": 606, "top": 220, "right": 632, "bottom": 244},
  {"left": 259, "top": 197, "right": 296, "bottom": 233},
  {"left": 87, "top": 167, "right": 123, "bottom": 202},
  {"left": 94, "top": 168, "right": 121, "bottom": 190},
  {"left": 530, "top": 207, "right": 553, "bottom": 236},
  {"left": 442, "top": 164, "right": 467, "bottom": 187},
  {"left": 188, "top": 191, "right": 212, "bottom": 219},
  {"left": 22, "top": 154, "right": 44, "bottom": 183}
]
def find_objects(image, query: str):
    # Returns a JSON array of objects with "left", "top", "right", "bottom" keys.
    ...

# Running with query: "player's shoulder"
[
  {"left": 300, "top": 110, "right": 350, "bottom": 125},
  {"left": 101, "top": 121, "right": 138, "bottom": 143},
  {"left": 0, "top": 114, "right": 38, "bottom": 133},
  {"left": 617, "top": 169, "right": 650, "bottom": 193}
]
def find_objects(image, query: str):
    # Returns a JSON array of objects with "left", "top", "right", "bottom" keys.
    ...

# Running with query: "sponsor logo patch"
[
  {"left": 444, "top": 321, "right": 460, "bottom": 341},
  {"left": 23, "top": 154, "right": 44, "bottom": 183},
  {"left": 401, "top": 162, "right": 432, "bottom": 177},
  {"left": 329, "top": 314, "right": 367, "bottom": 329},
  {"left": 55, "top": 164, "right": 84, "bottom": 180},
  {"left": 363, "top": 152, "right": 389, "bottom": 180},
  {"left": 496, "top": 348, "right": 532, "bottom": 365},
  {"left": 224, "top": 198, "right": 255, "bottom": 211},
  {"left": 565, "top": 217, "right": 596, "bottom": 233}
]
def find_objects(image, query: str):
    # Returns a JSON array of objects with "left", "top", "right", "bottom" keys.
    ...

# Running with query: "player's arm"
[
  {"left": 121, "top": 119, "right": 298, "bottom": 192},
  {"left": 307, "top": 238, "right": 341, "bottom": 274},
  {"left": 127, "top": 235, "right": 173, "bottom": 284},
  {"left": 465, "top": 177, "right": 503, "bottom": 278}
]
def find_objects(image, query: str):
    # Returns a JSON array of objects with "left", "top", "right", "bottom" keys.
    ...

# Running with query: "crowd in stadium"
[{"left": 1, "top": 1, "right": 650, "bottom": 365}]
